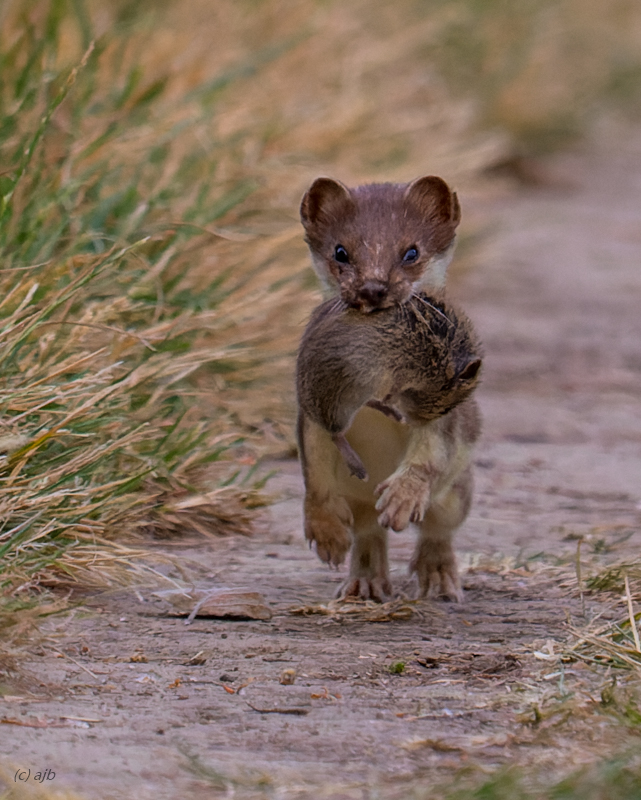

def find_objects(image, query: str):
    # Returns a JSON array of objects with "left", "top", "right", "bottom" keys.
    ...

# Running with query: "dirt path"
[{"left": 3, "top": 134, "right": 641, "bottom": 799}]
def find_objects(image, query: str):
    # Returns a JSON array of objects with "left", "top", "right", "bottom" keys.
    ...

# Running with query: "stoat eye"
[
  {"left": 334, "top": 245, "right": 350, "bottom": 264},
  {"left": 402, "top": 247, "right": 419, "bottom": 263}
]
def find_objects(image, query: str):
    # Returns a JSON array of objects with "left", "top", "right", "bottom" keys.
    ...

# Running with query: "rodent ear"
[
  {"left": 404, "top": 176, "right": 461, "bottom": 227},
  {"left": 300, "top": 178, "right": 353, "bottom": 226},
  {"left": 457, "top": 357, "right": 482, "bottom": 382}
]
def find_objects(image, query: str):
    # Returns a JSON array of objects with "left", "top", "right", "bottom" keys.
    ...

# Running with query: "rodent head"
[{"left": 300, "top": 176, "right": 461, "bottom": 312}]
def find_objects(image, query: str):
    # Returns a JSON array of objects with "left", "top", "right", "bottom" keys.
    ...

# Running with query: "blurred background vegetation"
[{"left": 0, "top": 0, "right": 640, "bottom": 606}]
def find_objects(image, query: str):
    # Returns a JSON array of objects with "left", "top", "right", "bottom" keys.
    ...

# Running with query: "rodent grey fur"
[{"left": 297, "top": 292, "right": 482, "bottom": 480}]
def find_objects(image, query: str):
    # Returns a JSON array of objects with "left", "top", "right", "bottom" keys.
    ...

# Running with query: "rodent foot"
[{"left": 374, "top": 466, "right": 431, "bottom": 531}]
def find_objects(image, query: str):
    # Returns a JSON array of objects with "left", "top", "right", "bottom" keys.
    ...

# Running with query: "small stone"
[{"left": 279, "top": 669, "right": 297, "bottom": 685}]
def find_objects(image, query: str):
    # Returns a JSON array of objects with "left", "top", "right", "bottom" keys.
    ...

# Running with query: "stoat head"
[{"left": 300, "top": 175, "right": 460, "bottom": 312}]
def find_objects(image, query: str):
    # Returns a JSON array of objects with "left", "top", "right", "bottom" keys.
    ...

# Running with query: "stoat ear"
[
  {"left": 300, "top": 177, "right": 353, "bottom": 226},
  {"left": 404, "top": 175, "right": 461, "bottom": 227}
]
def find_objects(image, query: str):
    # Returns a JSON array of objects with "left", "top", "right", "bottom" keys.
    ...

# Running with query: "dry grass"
[
  {"left": 290, "top": 597, "right": 421, "bottom": 622},
  {"left": 563, "top": 560, "right": 641, "bottom": 672},
  {"left": 0, "top": 2, "right": 301, "bottom": 620}
]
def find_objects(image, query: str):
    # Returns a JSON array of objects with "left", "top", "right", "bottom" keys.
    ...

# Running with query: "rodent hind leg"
[
  {"left": 339, "top": 504, "right": 392, "bottom": 602},
  {"left": 410, "top": 467, "right": 473, "bottom": 602},
  {"left": 332, "top": 432, "right": 368, "bottom": 481}
]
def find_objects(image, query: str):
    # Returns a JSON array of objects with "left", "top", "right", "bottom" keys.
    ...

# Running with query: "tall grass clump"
[{"left": 0, "top": 1, "right": 305, "bottom": 607}]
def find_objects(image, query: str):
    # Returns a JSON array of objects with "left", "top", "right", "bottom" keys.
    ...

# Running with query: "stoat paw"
[
  {"left": 410, "top": 545, "right": 462, "bottom": 602},
  {"left": 338, "top": 575, "right": 393, "bottom": 603},
  {"left": 304, "top": 506, "right": 351, "bottom": 567}
]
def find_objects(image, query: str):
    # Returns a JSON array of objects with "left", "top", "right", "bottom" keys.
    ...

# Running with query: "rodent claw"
[{"left": 351, "top": 465, "right": 369, "bottom": 481}]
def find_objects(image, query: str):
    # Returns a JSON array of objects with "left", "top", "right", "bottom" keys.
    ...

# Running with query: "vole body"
[
  {"left": 297, "top": 176, "right": 482, "bottom": 602},
  {"left": 297, "top": 293, "right": 482, "bottom": 480}
]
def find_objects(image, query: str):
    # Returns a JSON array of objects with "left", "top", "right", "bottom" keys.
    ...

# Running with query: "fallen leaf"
[
  {"left": 246, "top": 703, "right": 309, "bottom": 716},
  {"left": 310, "top": 687, "right": 340, "bottom": 701},
  {"left": 153, "top": 587, "right": 272, "bottom": 622}
]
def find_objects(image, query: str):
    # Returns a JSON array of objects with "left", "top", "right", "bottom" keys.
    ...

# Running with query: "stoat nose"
[{"left": 359, "top": 281, "right": 388, "bottom": 307}]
